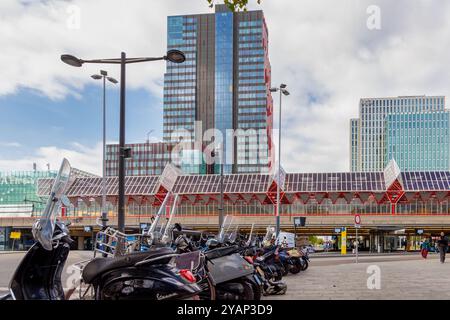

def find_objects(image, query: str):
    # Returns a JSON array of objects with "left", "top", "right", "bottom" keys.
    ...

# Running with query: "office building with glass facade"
[
  {"left": 0, "top": 170, "right": 57, "bottom": 250},
  {"left": 106, "top": 142, "right": 174, "bottom": 176},
  {"left": 350, "top": 118, "right": 359, "bottom": 172},
  {"left": 385, "top": 111, "right": 450, "bottom": 171},
  {"left": 0, "top": 170, "right": 57, "bottom": 214},
  {"left": 350, "top": 95, "right": 448, "bottom": 172},
  {"left": 163, "top": 4, "right": 273, "bottom": 174}
]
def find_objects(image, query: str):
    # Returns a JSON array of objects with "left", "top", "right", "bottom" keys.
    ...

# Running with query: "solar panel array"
[
  {"left": 285, "top": 172, "right": 386, "bottom": 192},
  {"left": 401, "top": 171, "right": 450, "bottom": 191},
  {"left": 172, "top": 174, "right": 270, "bottom": 194},
  {"left": 36, "top": 171, "right": 450, "bottom": 197},
  {"left": 66, "top": 176, "right": 159, "bottom": 197}
]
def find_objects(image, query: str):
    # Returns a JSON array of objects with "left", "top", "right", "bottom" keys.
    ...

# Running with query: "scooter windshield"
[{"left": 32, "top": 158, "right": 72, "bottom": 250}]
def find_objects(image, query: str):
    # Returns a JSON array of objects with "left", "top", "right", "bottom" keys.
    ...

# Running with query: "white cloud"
[
  {"left": 259, "top": 0, "right": 450, "bottom": 172},
  {"left": 0, "top": 0, "right": 209, "bottom": 100},
  {"left": 1, "top": 0, "right": 449, "bottom": 172},
  {"left": 0, "top": 142, "right": 102, "bottom": 174}
]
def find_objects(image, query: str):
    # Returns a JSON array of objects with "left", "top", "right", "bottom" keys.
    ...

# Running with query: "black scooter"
[
  {"left": 1, "top": 159, "right": 201, "bottom": 300},
  {"left": 173, "top": 223, "right": 262, "bottom": 300}
]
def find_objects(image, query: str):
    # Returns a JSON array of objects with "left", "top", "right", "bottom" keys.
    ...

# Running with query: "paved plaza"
[
  {"left": 273, "top": 254, "right": 450, "bottom": 300},
  {"left": 1, "top": 251, "right": 450, "bottom": 299}
]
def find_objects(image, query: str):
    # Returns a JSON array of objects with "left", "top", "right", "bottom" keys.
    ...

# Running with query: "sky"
[{"left": 0, "top": 0, "right": 449, "bottom": 175}]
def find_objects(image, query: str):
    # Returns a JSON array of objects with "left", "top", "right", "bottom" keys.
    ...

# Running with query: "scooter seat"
[
  {"left": 205, "top": 245, "right": 239, "bottom": 260},
  {"left": 82, "top": 247, "right": 175, "bottom": 284}
]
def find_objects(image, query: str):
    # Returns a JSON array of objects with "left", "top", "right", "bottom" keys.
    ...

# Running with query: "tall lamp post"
[
  {"left": 61, "top": 50, "right": 185, "bottom": 233},
  {"left": 269, "top": 84, "right": 290, "bottom": 237},
  {"left": 146, "top": 129, "right": 154, "bottom": 143},
  {"left": 211, "top": 144, "right": 225, "bottom": 231},
  {"left": 91, "top": 70, "right": 118, "bottom": 229},
  {"left": 217, "top": 143, "right": 224, "bottom": 230}
]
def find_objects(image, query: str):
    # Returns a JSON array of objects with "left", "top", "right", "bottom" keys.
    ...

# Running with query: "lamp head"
[
  {"left": 165, "top": 49, "right": 186, "bottom": 64},
  {"left": 107, "top": 76, "right": 118, "bottom": 84},
  {"left": 91, "top": 74, "right": 102, "bottom": 80},
  {"left": 269, "top": 88, "right": 279, "bottom": 93},
  {"left": 281, "top": 89, "right": 290, "bottom": 96},
  {"left": 280, "top": 84, "right": 287, "bottom": 89},
  {"left": 61, "top": 54, "right": 83, "bottom": 67}
]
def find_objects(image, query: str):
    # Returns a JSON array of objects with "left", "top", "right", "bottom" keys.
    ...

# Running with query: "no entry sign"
[{"left": 354, "top": 214, "right": 361, "bottom": 228}]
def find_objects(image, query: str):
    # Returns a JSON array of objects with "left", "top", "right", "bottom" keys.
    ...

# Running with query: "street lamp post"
[
  {"left": 211, "top": 144, "right": 225, "bottom": 231},
  {"left": 218, "top": 143, "right": 224, "bottom": 230},
  {"left": 147, "top": 129, "right": 154, "bottom": 143},
  {"left": 61, "top": 50, "right": 185, "bottom": 233},
  {"left": 270, "top": 84, "right": 290, "bottom": 237},
  {"left": 91, "top": 70, "right": 118, "bottom": 230}
]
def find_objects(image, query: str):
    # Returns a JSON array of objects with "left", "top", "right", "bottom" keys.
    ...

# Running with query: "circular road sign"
[{"left": 355, "top": 214, "right": 361, "bottom": 225}]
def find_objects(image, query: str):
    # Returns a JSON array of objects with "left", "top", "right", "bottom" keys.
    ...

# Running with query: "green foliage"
[
  {"left": 207, "top": 0, "right": 262, "bottom": 12},
  {"left": 307, "top": 236, "right": 324, "bottom": 246}
]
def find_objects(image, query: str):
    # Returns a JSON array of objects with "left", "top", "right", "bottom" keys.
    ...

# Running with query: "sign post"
[
  {"left": 293, "top": 217, "right": 305, "bottom": 247},
  {"left": 354, "top": 214, "right": 361, "bottom": 263},
  {"left": 10, "top": 231, "right": 21, "bottom": 251},
  {"left": 341, "top": 227, "right": 347, "bottom": 255}
]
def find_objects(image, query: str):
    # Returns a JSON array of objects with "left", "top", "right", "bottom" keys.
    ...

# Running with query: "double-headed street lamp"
[
  {"left": 270, "top": 84, "right": 290, "bottom": 237},
  {"left": 61, "top": 50, "right": 186, "bottom": 233},
  {"left": 91, "top": 70, "right": 118, "bottom": 230}
]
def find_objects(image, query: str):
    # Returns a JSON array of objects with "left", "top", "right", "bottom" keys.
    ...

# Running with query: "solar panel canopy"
[{"left": 36, "top": 170, "right": 450, "bottom": 198}]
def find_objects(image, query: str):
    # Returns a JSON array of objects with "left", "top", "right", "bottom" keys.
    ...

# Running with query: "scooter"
[
  {"left": 278, "top": 248, "right": 302, "bottom": 275},
  {"left": 242, "top": 247, "right": 287, "bottom": 296},
  {"left": 173, "top": 217, "right": 262, "bottom": 300},
  {"left": 1, "top": 159, "right": 201, "bottom": 300}
]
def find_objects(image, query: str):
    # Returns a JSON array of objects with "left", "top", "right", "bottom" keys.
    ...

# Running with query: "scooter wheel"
[
  {"left": 198, "top": 277, "right": 217, "bottom": 300},
  {"left": 289, "top": 265, "right": 301, "bottom": 274},
  {"left": 248, "top": 279, "right": 262, "bottom": 301},
  {"left": 238, "top": 279, "right": 255, "bottom": 300},
  {"left": 301, "top": 260, "right": 309, "bottom": 271}
]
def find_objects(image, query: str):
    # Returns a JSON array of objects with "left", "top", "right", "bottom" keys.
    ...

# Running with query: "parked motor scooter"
[
  {"left": 173, "top": 217, "right": 262, "bottom": 300},
  {"left": 0, "top": 159, "right": 202, "bottom": 301}
]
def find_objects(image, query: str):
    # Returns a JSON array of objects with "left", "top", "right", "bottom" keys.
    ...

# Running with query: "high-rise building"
[
  {"left": 385, "top": 111, "right": 450, "bottom": 171},
  {"left": 163, "top": 4, "right": 273, "bottom": 174},
  {"left": 350, "top": 95, "right": 448, "bottom": 172},
  {"left": 350, "top": 118, "right": 359, "bottom": 172},
  {"left": 105, "top": 142, "right": 174, "bottom": 176}
]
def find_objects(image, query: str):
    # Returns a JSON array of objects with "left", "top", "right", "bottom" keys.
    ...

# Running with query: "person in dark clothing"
[{"left": 437, "top": 232, "right": 449, "bottom": 263}]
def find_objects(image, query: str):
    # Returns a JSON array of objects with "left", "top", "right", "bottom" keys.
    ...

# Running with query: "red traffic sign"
[{"left": 354, "top": 214, "right": 361, "bottom": 226}]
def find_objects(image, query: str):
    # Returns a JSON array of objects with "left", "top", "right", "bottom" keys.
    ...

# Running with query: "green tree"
[
  {"left": 308, "top": 235, "right": 319, "bottom": 246},
  {"left": 207, "top": 0, "right": 262, "bottom": 12}
]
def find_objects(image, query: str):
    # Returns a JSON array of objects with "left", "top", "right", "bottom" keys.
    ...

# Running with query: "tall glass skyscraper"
[
  {"left": 163, "top": 4, "right": 273, "bottom": 174},
  {"left": 385, "top": 111, "right": 450, "bottom": 171},
  {"left": 350, "top": 95, "right": 449, "bottom": 172},
  {"left": 350, "top": 118, "right": 359, "bottom": 172}
]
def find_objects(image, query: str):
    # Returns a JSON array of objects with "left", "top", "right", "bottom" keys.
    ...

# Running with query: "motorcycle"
[
  {"left": 242, "top": 247, "right": 287, "bottom": 296},
  {"left": 299, "top": 247, "right": 310, "bottom": 271},
  {"left": 1, "top": 159, "right": 202, "bottom": 301},
  {"left": 173, "top": 216, "right": 262, "bottom": 300},
  {"left": 278, "top": 247, "right": 303, "bottom": 275}
]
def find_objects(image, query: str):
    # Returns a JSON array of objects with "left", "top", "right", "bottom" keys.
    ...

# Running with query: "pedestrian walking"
[
  {"left": 437, "top": 232, "right": 449, "bottom": 263},
  {"left": 420, "top": 238, "right": 430, "bottom": 259},
  {"left": 281, "top": 236, "right": 288, "bottom": 248}
]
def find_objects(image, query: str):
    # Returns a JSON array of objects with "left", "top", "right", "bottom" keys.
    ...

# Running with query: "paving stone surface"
[
  {"left": 267, "top": 254, "right": 450, "bottom": 300},
  {"left": 2, "top": 251, "right": 449, "bottom": 300}
]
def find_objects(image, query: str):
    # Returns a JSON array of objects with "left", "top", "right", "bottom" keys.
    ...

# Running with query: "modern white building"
[{"left": 350, "top": 95, "right": 448, "bottom": 172}]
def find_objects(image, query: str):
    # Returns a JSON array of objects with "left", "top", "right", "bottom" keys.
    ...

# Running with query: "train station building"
[{"left": 1, "top": 160, "right": 448, "bottom": 252}]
